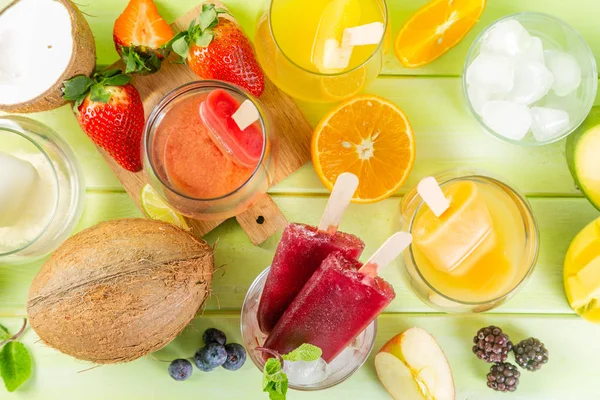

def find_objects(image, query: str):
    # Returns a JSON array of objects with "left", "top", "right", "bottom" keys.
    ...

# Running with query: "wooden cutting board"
[{"left": 98, "top": 1, "right": 313, "bottom": 245}]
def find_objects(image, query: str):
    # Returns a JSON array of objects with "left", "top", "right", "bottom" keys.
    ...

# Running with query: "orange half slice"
[{"left": 395, "top": 0, "right": 487, "bottom": 68}]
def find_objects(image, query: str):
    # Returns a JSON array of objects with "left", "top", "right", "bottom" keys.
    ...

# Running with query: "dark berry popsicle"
[
  {"left": 257, "top": 223, "right": 365, "bottom": 334},
  {"left": 263, "top": 251, "right": 395, "bottom": 362}
]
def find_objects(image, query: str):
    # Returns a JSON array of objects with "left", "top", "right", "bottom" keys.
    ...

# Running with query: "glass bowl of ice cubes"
[
  {"left": 241, "top": 267, "right": 377, "bottom": 391},
  {"left": 463, "top": 13, "right": 598, "bottom": 146}
]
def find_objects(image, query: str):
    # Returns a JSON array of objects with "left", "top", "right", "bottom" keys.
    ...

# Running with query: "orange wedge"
[
  {"left": 395, "top": 0, "right": 486, "bottom": 68},
  {"left": 311, "top": 95, "right": 416, "bottom": 203}
]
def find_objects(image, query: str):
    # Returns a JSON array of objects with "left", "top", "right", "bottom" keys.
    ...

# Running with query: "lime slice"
[{"left": 140, "top": 184, "right": 188, "bottom": 229}]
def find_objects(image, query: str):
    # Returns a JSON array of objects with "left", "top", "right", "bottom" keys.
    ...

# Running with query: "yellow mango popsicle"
[{"left": 413, "top": 181, "right": 496, "bottom": 276}]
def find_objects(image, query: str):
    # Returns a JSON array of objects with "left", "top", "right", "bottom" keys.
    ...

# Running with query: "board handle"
[{"left": 236, "top": 194, "right": 288, "bottom": 245}]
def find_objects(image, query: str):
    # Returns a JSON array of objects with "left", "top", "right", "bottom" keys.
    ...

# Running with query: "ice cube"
[
  {"left": 530, "top": 107, "right": 570, "bottom": 142},
  {"left": 506, "top": 61, "right": 553, "bottom": 105},
  {"left": 466, "top": 54, "right": 514, "bottom": 94},
  {"left": 0, "top": 151, "right": 39, "bottom": 227},
  {"left": 517, "top": 36, "right": 545, "bottom": 64},
  {"left": 283, "top": 358, "right": 328, "bottom": 385},
  {"left": 467, "top": 85, "right": 493, "bottom": 115},
  {"left": 481, "top": 19, "right": 533, "bottom": 57},
  {"left": 544, "top": 50, "right": 582, "bottom": 97},
  {"left": 482, "top": 101, "right": 532, "bottom": 141}
]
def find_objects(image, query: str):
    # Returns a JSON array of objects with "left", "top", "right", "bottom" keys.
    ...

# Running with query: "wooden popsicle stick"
[
  {"left": 232, "top": 99, "right": 260, "bottom": 131},
  {"left": 417, "top": 176, "right": 450, "bottom": 217},
  {"left": 318, "top": 172, "right": 359, "bottom": 235},
  {"left": 236, "top": 194, "right": 288, "bottom": 246},
  {"left": 359, "top": 232, "right": 413, "bottom": 278},
  {"left": 342, "top": 22, "right": 385, "bottom": 46}
]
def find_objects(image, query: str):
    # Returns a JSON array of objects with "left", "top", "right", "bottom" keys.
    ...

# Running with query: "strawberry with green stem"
[
  {"left": 62, "top": 71, "right": 145, "bottom": 172},
  {"left": 113, "top": 0, "right": 174, "bottom": 75},
  {"left": 167, "top": 4, "right": 265, "bottom": 97}
]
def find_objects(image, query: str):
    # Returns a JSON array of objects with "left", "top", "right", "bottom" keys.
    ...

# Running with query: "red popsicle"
[
  {"left": 257, "top": 173, "right": 363, "bottom": 334},
  {"left": 257, "top": 223, "right": 365, "bottom": 334},
  {"left": 263, "top": 251, "right": 395, "bottom": 363},
  {"left": 199, "top": 89, "right": 264, "bottom": 168}
]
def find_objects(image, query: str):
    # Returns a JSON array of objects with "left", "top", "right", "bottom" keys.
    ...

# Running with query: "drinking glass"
[
  {"left": 254, "top": 0, "right": 389, "bottom": 103},
  {"left": 143, "top": 80, "right": 277, "bottom": 221},
  {"left": 400, "top": 169, "right": 539, "bottom": 312},
  {"left": 0, "top": 116, "right": 84, "bottom": 264},
  {"left": 463, "top": 13, "right": 598, "bottom": 146},
  {"left": 241, "top": 267, "right": 376, "bottom": 390}
]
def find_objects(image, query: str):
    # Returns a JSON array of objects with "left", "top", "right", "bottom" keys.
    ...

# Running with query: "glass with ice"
[
  {"left": 241, "top": 267, "right": 377, "bottom": 390},
  {"left": 400, "top": 170, "right": 539, "bottom": 313},
  {"left": 463, "top": 13, "right": 597, "bottom": 145}
]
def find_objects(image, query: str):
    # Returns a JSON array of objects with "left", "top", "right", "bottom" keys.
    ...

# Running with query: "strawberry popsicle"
[
  {"left": 199, "top": 89, "right": 264, "bottom": 168},
  {"left": 257, "top": 223, "right": 365, "bottom": 334},
  {"left": 263, "top": 251, "right": 395, "bottom": 362}
]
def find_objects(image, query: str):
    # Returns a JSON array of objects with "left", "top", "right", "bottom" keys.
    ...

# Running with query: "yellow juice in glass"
[
  {"left": 401, "top": 174, "right": 539, "bottom": 312},
  {"left": 254, "top": 0, "right": 388, "bottom": 103}
]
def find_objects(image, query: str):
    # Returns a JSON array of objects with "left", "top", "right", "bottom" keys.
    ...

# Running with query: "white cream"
[
  {"left": 0, "top": 0, "right": 73, "bottom": 104},
  {"left": 0, "top": 151, "right": 39, "bottom": 227}
]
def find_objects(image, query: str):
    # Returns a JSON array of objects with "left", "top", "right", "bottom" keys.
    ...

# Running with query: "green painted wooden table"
[{"left": 1, "top": 0, "right": 600, "bottom": 398}]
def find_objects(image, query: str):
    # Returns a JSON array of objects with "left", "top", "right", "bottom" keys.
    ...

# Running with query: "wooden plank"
[
  {"left": 1, "top": 194, "right": 596, "bottom": 316},
  {"left": 1, "top": 313, "right": 598, "bottom": 399},
  {"left": 5, "top": 75, "right": 598, "bottom": 196},
  {"left": 5, "top": 0, "right": 595, "bottom": 76}
]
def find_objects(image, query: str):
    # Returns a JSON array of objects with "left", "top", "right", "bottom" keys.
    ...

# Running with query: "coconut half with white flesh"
[{"left": 0, "top": 0, "right": 96, "bottom": 113}]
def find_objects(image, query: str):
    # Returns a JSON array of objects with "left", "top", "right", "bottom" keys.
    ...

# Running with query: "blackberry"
[
  {"left": 513, "top": 337, "right": 549, "bottom": 371},
  {"left": 473, "top": 326, "right": 513, "bottom": 363},
  {"left": 487, "top": 362, "right": 520, "bottom": 392}
]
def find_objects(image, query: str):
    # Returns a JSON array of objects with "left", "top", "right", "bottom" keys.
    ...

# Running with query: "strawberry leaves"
[
  {"left": 166, "top": 3, "right": 230, "bottom": 62},
  {"left": 62, "top": 70, "right": 131, "bottom": 109},
  {"left": 121, "top": 45, "right": 164, "bottom": 75}
]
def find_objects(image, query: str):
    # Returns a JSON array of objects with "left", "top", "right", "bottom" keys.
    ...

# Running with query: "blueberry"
[
  {"left": 222, "top": 343, "right": 247, "bottom": 371},
  {"left": 203, "top": 328, "right": 227, "bottom": 346},
  {"left": 197, "top": 343, "right": 227, "bottom": 368},
  {"left": 194, "top": 351, "right": 215, "bottom": 372},
  {"left": 168, "top": 359, "right": 192, "bottom": 381}
]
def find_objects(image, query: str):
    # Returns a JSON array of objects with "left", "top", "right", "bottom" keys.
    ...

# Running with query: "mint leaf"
[
  {"left": 282, "top": 344, "right": 322, "bottom": 362},
  {"left": 62, "top": 75, "right": 93, "bottom": 101},
  {"left": 198, "top": 7, "right": 217, "bottom": 31},
  {"left": 202, "top": 3, "right": 215, "bottom": 12},
  {"left": 0, "top": 342, "right": 31, "bottom": 392},
  {"left": 0, "top": 325, "right": 9, "bottom": 341},
  {"left": 262, "top": 358, "right": 288, "bottom": 400},
  {"left": 195, "top": 30, "right": 214, "bottom": 47},
  {"left": 89, "top": 84, "right": 111, "bottom": 103},
  {"left": 172, "top": 36, "right": 189, "bottom": 59},
  {"left": 215, "top": 7, "right": 229, "bottom": 14}
]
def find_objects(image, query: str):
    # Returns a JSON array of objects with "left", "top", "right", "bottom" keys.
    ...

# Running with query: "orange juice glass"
[
  {"left": 143, "top": 81, "right": 277, "bottom": 221},
  {"left": 254, "top": 0, "right": 389, "bottom": 103},
  {"left": 400, "top": 170, "right": 539, "bottom": 312}
]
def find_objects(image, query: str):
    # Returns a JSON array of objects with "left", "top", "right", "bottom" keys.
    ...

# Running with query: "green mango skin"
[{"left": 567, "top": 106, "right": 600, "bottom": 211}]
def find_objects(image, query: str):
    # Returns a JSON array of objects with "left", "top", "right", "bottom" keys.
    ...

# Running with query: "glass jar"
[
  {"left": 143, "top": 80, "right": 277, "bottom": 221},
  {"left": 0, "top": 116, "right": 85, "bottom": 264},
  {"left": 400, "top": 169, "right": 539, "bottom": 312},
  {"left": 254, "top": 0, "right": 389, "bottom": 103},
  {"left": 241, "top": 267, "right": 376, "bottom": 390}
]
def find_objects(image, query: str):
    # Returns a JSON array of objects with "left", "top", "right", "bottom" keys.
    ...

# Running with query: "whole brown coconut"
[
  {"left": 0, "top": 0, "right": 96, "bottom": 113},
  {"left": 27, "top": 219, "right": 214, "bottom": 364}
]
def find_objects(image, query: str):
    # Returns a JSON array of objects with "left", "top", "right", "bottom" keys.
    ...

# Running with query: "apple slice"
[{"left": 375, "top": 327, "right": 455, "bottom": 400}]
